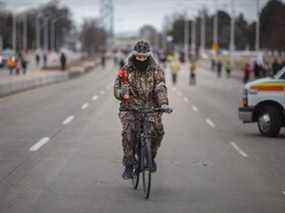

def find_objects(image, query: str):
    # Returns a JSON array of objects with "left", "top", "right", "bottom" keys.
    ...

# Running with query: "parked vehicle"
[{"left": 239, "top": 67, "right": 285, "bottom": 137}]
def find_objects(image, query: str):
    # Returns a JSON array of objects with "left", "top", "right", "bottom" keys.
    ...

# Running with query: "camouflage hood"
[{"left": 124, "top": 54, "right": 159, "bottom": 73}]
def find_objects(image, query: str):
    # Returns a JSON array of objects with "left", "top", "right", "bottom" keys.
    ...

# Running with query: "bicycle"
[{"left": 120, "top": 106, "right": 173, "bottom": 199}]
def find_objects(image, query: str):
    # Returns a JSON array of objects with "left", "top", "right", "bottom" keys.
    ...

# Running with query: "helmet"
[{"left": 133, "top": 40, "right": 151, "bottom": 55}]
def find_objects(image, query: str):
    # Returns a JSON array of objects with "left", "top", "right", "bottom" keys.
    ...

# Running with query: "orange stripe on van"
[{"left": 251, "top": 84, "right": 285, "bottom": 92}]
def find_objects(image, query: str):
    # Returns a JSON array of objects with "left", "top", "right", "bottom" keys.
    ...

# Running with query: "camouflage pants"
[{"left": 119, "top": 112, "right": 164, "bottom": 166}]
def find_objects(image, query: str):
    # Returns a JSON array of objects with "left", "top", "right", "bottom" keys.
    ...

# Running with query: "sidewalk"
[{"left": 0, "top": 59, "right": 97, "bottom": 98}]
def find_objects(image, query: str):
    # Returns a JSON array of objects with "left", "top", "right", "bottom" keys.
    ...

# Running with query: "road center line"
[
  {"left": 92, "top": 95, "right": 98, "bottom": 101},
  {"left": 183, "top": 97, "right": 189, "bottom": 103},
  {"left": 230, "top": 142, "right": 248, "bottom": 158},
  {"left": 62, "top": 115, "right": 74, "bottom": 125},
  {"left": 81, "top": 103, "right": 89, "bottom": 110},
  {"left": 30, "top": 137, "right": 50, "bottom": 152},
  {"left": 206, "top": 118, "right": 216, "bottom": 128},
  {"left": 192, "top": 105, "right": 199, "bottom": 112}
]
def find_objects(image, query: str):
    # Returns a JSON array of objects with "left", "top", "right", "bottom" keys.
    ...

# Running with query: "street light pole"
[
  {"left": 191, "top": 17, "right": 196, "bottom": 58},
  {"left": 36, "top": 14, "right": 42, "bottom": 50},
  {"left": 23, "top": 13, "right": 28, "bottom": 51},
  {"left": 184, "top": 12, "right": 189, "bottom": 63},
  {"left": 12, "top": 14, "right": 17, "bottom": 51},
  {"left": 44, "top": 18, "right": 49, "bottom": 52},
  {"left": 200, "top": 7, "right": 206, "bottom": 56},
  {"left": 255, "top": 0, "right": 260, "bottom": 52},
  {"left": 213, "top": 2, "right": 219, "bottom": 54},
  {"left": 230, "top": 0, "right": 235, "bottom": 62}
]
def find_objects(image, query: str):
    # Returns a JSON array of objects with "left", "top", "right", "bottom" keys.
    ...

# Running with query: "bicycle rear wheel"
[{"left": 141, "top": 140, "right": 152, "bottom": 199}]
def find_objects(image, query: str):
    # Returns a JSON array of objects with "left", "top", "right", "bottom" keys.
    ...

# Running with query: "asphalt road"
[{"left": 0, "top": 61, "right": 284, "bottom": 213}]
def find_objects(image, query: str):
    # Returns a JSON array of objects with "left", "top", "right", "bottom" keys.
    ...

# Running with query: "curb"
[{"left": 0, "top": 61, "right": 97, "bottom": 98}]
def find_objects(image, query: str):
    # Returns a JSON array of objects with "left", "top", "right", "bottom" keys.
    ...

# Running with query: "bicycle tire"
[
  {"left": 132, "top": 145, "right": 140, "bottom": 190},
  {"left": 142, "top": 140, "right": 152, "bottom": 199}
]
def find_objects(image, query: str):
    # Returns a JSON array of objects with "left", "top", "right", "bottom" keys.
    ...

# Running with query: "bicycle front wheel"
[
  {"left": 141, "top": 140, "right": 152, "bottom": 199},
  {"left": 132, "top": 145, "right": 140, "bottom": 190}
]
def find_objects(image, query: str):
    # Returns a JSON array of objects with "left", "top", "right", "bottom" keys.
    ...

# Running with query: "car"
[{"left": 239, "top": 67, "right": 285, "bottom": 137}]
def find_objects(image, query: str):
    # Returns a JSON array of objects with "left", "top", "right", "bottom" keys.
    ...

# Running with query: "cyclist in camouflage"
[{"left": 114, "top": 40, "right": 169, "bottom": 179}]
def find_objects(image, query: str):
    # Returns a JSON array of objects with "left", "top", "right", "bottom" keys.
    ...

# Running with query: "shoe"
[
  {"left": 122, "top": 165, "right": 133, "bottom": 180},
  {"left": 150, "top": 159, "right": 157, "bottom": 173}
]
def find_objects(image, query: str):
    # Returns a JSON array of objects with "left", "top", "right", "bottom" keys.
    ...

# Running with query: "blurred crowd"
[{"left": 211, "top": 53, "right": 285, "bottom": 83}]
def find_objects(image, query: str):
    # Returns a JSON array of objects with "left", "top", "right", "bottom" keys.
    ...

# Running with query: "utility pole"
[
  {"left": 36, "top": 14, "right": 43, "bottom": 50},
  {"left": 12, "top": 14, "right": 17, "bottom": 52},
  {"left": 191, "top": 17, "right": 196, "bottom": 58},
  {"left": 100, "top": 0, "right": 114, "bottom": 49},
  {"left": 44, "top": 18, "right": 49, "bottom": 52},
  {"left": 184, "top": 12, "right": 190, "bottom": 63},
  {"left": 255, "top": 0, "right": 260, "bottom": 52},
  {"left": 200, "top": 7, "right": 206, "bottom": 56},
  {"left": 213, "top": 1, "right": 219, "bottom": 55},
  {"left": 230, "top": 0, "right": 235, "bottom": 62},
  {"left": 23, "top": 14, "right": 28, "bottom": 52}
]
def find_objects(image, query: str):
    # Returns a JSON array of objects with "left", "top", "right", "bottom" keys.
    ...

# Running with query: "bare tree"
[{"left": 80, "top": 18, "right": 107, "bottom": 56}]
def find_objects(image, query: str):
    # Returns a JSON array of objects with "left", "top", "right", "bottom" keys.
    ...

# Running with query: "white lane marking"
[
  {"left": 230, "top": 142, "right": 248, "bottom": 158},
  {"left": 62, "top": 115, "right": 74, "bottom": 125},
  {"left": 206, "top": 118, "right": 216, "bottom": 128},
  {"left": 192, "top": 105, "right": 199, "bottom": 112},
  {"left": 81, "top": 103, "right": 89, "bottom": 110},
  {"left": 282, "top": 191, "right": 285, "bottom": 196},
  {"left": 100, "top": 90, "right": 105, "bottom": 95},
  {"left": 92, "top": 95, "right": 98, "bottom": 101},
  {"left": 183, "top": 97, "right": 189, "bottom": 103},
  {"left": 30, "top": 137, "right": 50, "bottom": 152}
]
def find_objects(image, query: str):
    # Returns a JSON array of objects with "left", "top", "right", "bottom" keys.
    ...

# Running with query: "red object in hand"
[{"left": 118, "top": 69, "right": 128, "bottom": 84}]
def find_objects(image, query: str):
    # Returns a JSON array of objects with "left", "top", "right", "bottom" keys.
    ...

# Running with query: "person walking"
[
  {"left": 225, "top": 61, "right": 232, "bottom": 78},
  {"left": 169, "top": 58, "right": 180, "bottom": 85},
  {"left": 43, "top": 52, "right": 47, "bottom": 68},
  {"left": 243, "top": 62, "right": 251, "bottom": 83},
  {"left": 35, "top": 53, "right": 40, "bottom": 67},
  {"left": 253, "top": 61, "right": 261, "bottom": 79},
  {"left": 189, "top": 61, "right": 197, "bottom": 85},
  {"left": 60, "top": 52, "right": 67, "bottom": 71},
  {"left": 216, "top": 59, "right": 223, "bottom": 78},
  {"left": 272, "top": 58, "right": 282, "bottom": 75},
  {"left": 21, "top": 53, "right": 28, "bottom": 75},
  {"left": 7, "top": 56, "right": 16, "bottom": 75}
]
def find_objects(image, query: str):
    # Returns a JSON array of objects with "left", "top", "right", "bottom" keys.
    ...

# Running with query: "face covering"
[{"left": 133, "top": 57, "right": 150, "bottom": 72}]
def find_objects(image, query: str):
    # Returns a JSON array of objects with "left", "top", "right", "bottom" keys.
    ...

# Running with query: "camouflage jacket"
[{"left": 114, "top": 55, "right": 168, "bottom": 107}]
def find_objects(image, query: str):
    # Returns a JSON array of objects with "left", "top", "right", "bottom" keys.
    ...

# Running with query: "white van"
[{"left": 239, "top": 68, "right": 285, "bottom": 137}]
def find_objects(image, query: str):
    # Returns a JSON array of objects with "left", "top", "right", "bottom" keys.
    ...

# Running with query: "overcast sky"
[{"left": 1, "top": 0, "right": 277, "bottom": 34}]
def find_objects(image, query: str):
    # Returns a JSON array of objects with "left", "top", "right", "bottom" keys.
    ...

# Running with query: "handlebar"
[{"left": 119, "top": 106, "right": 173, "bottom": 114}]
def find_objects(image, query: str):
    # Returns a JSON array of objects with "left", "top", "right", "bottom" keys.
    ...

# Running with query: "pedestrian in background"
[
  {"left": 225, "top": 61, "right": 232, "bottom": 78},
  {"left": 169, "top": 58, "right": 180, "bottom": 85},
  {"left": 243, "top": 62, "right": 251, "bottom": 83},
  {"left": 7, "top": 56, "right": 15, "bottom": 75},
  {"left": 190, "top": 61, "right": 197, "bottom": 85},
  {"left": 43, "top": 52, "right": 47, "bottom": 68},
  {"left": 216, "top": 59, "right": 223, "bottom": 78},
  {"left": 21, "top": 53, "right": 28, "bottom": 75},
  {"left": 60, "top": 52, "right": 66, "bottom": 70},
  {"left": 253, "top": 61, "right": 261, "bottom": 79},
  {"left": 35, "top": 53, "right": 40, "bottom": 67}
]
